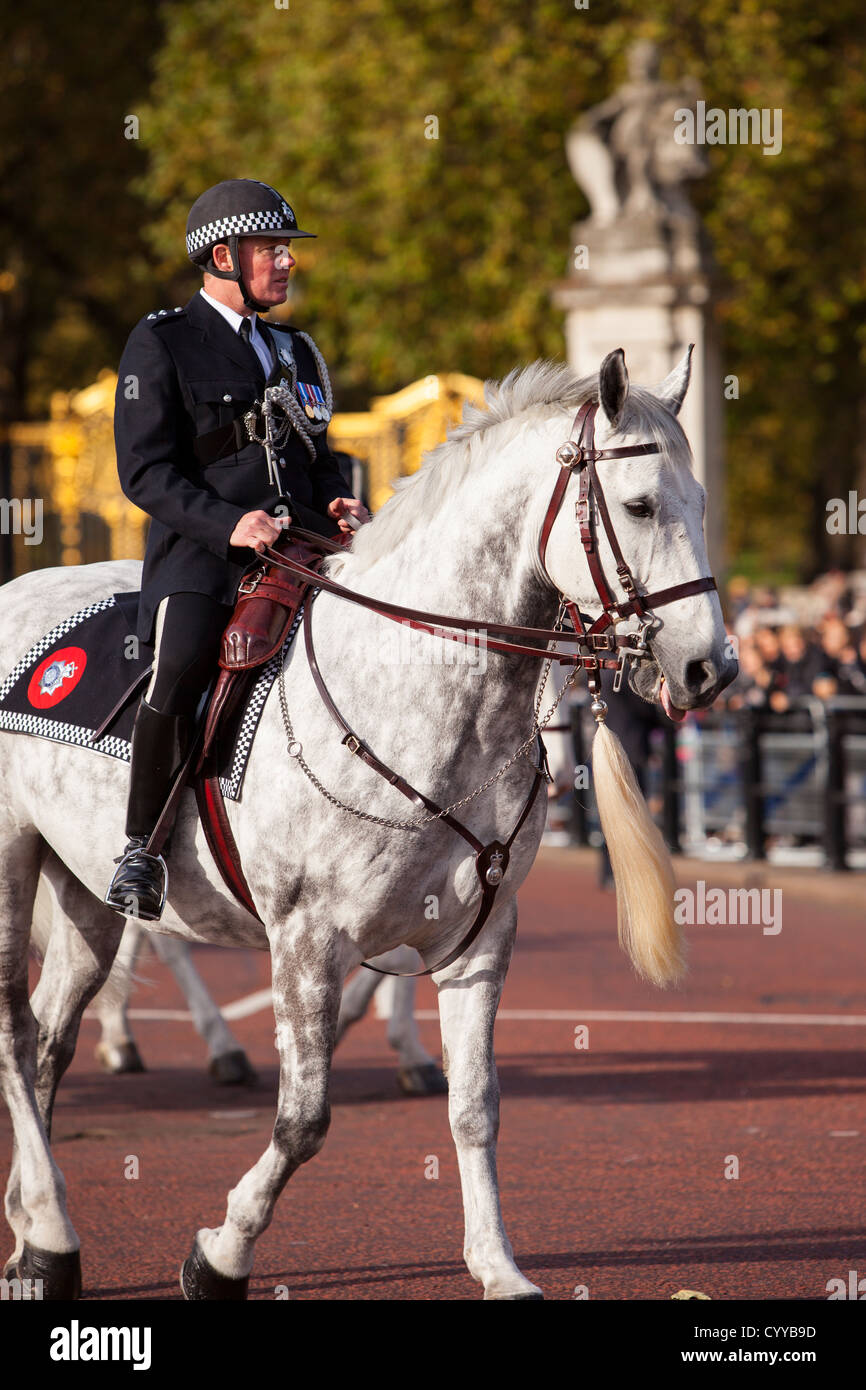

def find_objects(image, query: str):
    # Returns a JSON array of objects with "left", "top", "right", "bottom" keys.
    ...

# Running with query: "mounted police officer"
[{"left": 105, "top": 178, "right": 369, "bottom": 920}]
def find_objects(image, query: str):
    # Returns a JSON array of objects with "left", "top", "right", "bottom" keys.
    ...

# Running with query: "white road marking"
[
  {"left": 126, "top": 1009, "right": 193, "bottom": 1021},
  {"left": 127, "top": 992, "right": 866, "bottom": 1029},
  {"left": 128, "top": 987, "right": 273, "bottom": 1023},
  {"left": 221, "top": 987, "right": 274, "bottom": 1021},
  {"left": 424, "top": 1009, "right": 866, "bottom": 1027}
]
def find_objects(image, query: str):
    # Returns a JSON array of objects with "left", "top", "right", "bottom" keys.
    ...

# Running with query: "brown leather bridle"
[
  {"left": 263, "top": 397, "right": 717, "bottom": 692},
  {"left": 246, "top": 398, "right": 718, "bottom": 976},
  {"left": 539, "top": 399, "right": 717, "bottom": 696}
]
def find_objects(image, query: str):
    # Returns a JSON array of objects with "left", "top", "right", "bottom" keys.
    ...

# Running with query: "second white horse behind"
[{"left": 85, "top": 923, "right": 447, "bottom": 1095}]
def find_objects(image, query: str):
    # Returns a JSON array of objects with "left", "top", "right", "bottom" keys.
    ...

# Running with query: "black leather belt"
[{"left": 194, "top": 410, "right": 260, "bottom": 466}]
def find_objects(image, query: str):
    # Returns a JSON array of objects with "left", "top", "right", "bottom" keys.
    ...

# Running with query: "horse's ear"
[
  {"left": 598, "top": 348, "right": 629, "bottom": 427},
  {"left": 652, "top": 344, "right": 694, "bottom": 417}
]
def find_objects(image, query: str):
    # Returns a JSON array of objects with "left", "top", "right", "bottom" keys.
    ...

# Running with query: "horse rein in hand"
[{"left": 256, "top": 400, "right": 717, "bottom": 976}]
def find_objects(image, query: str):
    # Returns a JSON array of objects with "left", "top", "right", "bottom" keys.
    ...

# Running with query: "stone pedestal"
[
  {"left": 555, "top": 38, "right": 726, "bottom": 575},
  {"left": 553, "top": 212, "right": 724, "bottom": 574}
]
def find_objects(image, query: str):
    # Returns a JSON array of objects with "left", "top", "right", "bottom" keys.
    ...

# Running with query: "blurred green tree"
[
  {"left": 0, "top": 2, "right": 164, "bottom": 421},
  {"left": 135, "top": 0, "right": 866, "bottom": 579},
  {"left": 6, "top": 0, "right": 865, "bottom": 580}
]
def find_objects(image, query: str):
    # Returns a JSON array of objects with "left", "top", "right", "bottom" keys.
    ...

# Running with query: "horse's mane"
[{"left": 329, "top": 358, "right": 692, "bottom": 575}]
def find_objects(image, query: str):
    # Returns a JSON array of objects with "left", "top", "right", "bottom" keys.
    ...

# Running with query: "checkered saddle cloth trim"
[{"left": 0, "top": 597, "right": 302, "bottom": 802}]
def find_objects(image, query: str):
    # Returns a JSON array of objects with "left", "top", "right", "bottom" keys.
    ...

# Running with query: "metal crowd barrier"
[{"left": 563, "top": 695, "right": 866, "bottom": 871}]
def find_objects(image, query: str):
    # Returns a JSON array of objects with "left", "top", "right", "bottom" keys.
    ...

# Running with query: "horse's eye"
[{"left": 625, "top": 500, "right": 653, "bottom": 519}]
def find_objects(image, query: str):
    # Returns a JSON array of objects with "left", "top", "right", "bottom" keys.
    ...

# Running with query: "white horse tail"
[{"left": 592, "top": 722, "right": 685, "bottom": 988}]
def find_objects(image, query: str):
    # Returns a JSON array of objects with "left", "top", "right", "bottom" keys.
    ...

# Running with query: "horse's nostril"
[{"left": 685, "top": 659, "right": 715, "bottom": 693}]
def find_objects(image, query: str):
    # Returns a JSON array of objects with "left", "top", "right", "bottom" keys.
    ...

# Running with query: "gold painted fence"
[{"left": 2, "top": 369, "right": 487, "bottom": 577}]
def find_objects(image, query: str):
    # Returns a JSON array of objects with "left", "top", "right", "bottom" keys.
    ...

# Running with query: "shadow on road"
[
  {"left": 86, "top": 1225, "right": 866, "bottom": 1299},
  {"left": 48, "top": 1045, "right": 866, "bottom": 1117}
]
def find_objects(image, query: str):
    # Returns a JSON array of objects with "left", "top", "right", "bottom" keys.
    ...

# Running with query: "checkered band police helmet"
[{"left": 186, "top": 179, "right": 315, "bottom": 271}]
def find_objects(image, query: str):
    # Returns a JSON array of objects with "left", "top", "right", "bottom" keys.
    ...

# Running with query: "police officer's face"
[
  {"left": 214, "top": 236, "right": 296, "bottom": 307},
  {"left": 240, "top": 236, "right": 296, "bottom": 305}
]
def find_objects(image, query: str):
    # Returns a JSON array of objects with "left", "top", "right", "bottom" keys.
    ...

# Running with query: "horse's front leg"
[
  {"left": 181, "top": 926, "right": 349, "bottom": 1300},
  {"left": 435, "top": 897, "right": 542, "bottom": 1300}
]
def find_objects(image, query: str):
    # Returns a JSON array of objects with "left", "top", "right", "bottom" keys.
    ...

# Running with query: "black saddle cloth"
[
  {"left": 0, "top": 592, "right": 150, "bottom": 753},
  {"left": 0, "top": 591, "right": 298, "bottom": 800}
]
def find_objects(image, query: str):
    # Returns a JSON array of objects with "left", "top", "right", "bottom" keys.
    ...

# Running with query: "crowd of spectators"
[
  {"left": 721, "top": 568, "right": 866, "bottom": 711},
  {"left": 543, "top": 568, "right": 866, "bottom": 854}
]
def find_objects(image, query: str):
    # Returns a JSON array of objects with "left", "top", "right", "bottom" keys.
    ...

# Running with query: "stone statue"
[
  {"left": 566, "top": 39, "right": 706, "bottom": 227},
  {"left": 554, "top": 42, "right": 723, "bottom": 571}
]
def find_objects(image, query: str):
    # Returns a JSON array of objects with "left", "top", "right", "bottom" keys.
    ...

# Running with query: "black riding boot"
[{"left": 104, "top": 699, "right": 189, "bottom": 921}]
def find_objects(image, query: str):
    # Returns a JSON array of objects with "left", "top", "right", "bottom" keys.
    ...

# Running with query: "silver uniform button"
[{"left": 223, "top": 393, "right": 232, "bottom": 402}]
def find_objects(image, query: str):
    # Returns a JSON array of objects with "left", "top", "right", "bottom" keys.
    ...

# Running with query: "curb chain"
[{"left": 278, "top": 599, "right": 578, "bottom": 834}]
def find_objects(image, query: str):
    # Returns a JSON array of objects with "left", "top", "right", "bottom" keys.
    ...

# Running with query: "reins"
[
  {"left": 262, "top": 539, "right": 632, "bottom": 669},
  {"left": 247, "top": 398, "right": 717, "bottom": 976},
  {"left": 262, "top": 400, "right": 716, "bottom": 686}
]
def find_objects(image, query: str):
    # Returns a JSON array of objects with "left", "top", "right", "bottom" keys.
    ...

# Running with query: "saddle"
[
  {"left": 144, "top": 527, "right": 347, "bottom": 917},
  {"left": 198, "top": 530, "right": 335, "bottom": 769}
]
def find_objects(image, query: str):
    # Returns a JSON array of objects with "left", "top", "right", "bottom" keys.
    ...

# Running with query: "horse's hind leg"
[
  {"left": 147, "top": 932, "right": 257, "bottom": 1085},
  {"left": 0, "top": 833, "right": 82, "bottom": 1296},
  {"left": 31, "top": 852, "right": 126, "bottom": 1128},
  {"left": 3, "top": 849, "right": 123, "bottom": 1296},
  {"left": 93, "top": 926, "right": 255, "bottom": 1084},
  {"left": 435, "top": 898, "right": 543, "bottom": 1300},
  {"left": 92, "top": 918, "right": 148, "bottom": 1074},
  {"left": 180, "top": 928, "right": 351, "bottom": 1299},
  {"left": 336, "top": 948, "right": 446, "bottom": 1095},
  {"left": 379, "top": 960, "right": 447, "bottom": 1095},
  {"left": 334, "top": 957, "right": 382, "bottom": 1042}
]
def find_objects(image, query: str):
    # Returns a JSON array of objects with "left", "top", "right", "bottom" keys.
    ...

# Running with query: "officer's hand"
[
  {"left": 229, "top": 510, "right": 291, "bottom": 553},
  {"left": 327, "top": 497, "right": 371, "bottom": 532}
]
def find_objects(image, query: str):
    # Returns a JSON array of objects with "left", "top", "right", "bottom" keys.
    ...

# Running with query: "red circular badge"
[{"left": 27, "top": 647, "right": 88, "bottom": 709}]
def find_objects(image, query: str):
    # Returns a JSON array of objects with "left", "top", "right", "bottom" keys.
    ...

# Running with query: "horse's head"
[{"left": 541, "top": 346, "right": 737, "bottom": 716}]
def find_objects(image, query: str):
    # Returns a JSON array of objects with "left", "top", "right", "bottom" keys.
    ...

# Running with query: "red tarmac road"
[{"left": 3, "top": 848, "right": 865, "bottom": 1301}]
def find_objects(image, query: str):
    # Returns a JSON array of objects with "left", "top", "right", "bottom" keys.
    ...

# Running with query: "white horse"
[
  {"left": 0, "top": 349, "right": 735, "bottom": 1300},
  {"left": 88, "top": 924, "right": 446, "bottom": 1095}
]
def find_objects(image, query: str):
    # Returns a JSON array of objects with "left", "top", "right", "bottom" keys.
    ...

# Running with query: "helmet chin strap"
[
  {"left": 207, "top": 234, "right": 271, "bottom": 313},
  {"left": 237, "top": 279, "right": 271, "bottom": 314}
]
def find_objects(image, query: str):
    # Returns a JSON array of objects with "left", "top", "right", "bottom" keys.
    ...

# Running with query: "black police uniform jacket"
[{"left": 115, "top": 291, "right": 351, "bottom": 644}]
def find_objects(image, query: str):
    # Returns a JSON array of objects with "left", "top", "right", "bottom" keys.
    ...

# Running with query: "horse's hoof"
[
  {"left": 208, "top": 1050, "right": 258, "bottom": 1087},
  {"left": 180, "top": 1237, "right": 248, "bottom": 1301},
  {"left": 397, "top": 1062, "right": 448, "bottom": 1096},
  {"left": 14, "top": 1242, "right": 82, "bottom": 1300},
  {"left": 96, "top": 1040, "right": 146, "bottom": 1074}
]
